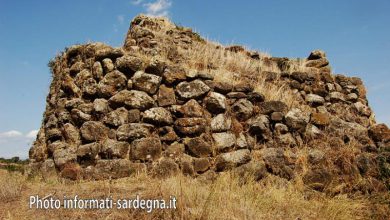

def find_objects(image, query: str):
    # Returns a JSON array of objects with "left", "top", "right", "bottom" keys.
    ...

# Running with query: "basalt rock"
[{"left": 29, "top": 15, "right": 388, "bottom": 194}]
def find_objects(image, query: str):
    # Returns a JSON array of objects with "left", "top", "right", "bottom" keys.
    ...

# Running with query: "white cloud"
[
  {"left": 0, "top": 130, "right": 23, "bottom": 138},
  {"left": 144, "top": 0, "right": 172, "bottom": 17},
  {"left": 26, "top": 130, "right": 39, "bottom": 139},
  {"left": 0, "top": 130, "right": 37, "bottom": 159},
  {"left": 131, "top": 0, "right": 144, "bottom": 5},
  {"left": 117, "top": 15, "right": 125, "bottom": 25}
]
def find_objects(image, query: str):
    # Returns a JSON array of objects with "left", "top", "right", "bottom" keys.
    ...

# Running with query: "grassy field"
[{"left": 1, "top": 167, "right": 389, "bottom": 220}]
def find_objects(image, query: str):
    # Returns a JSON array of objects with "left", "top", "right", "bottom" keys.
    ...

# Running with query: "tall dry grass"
[{"left": 0, "top": 169, "right": 373, "bottom": 220}]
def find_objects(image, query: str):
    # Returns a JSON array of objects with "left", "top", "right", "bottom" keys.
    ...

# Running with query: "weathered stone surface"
[
  {"left": 102, "top": 58, "right": 115, "bottom": 73},
  {"left": 145, "top": 57, "right": 166, "bottom": 75},
  {"left": 212, "top": 132, "right": 236, "bottom": 152},
  {"left": 174, "top": 118, "right": 207, "bottom": 135},
  {"left": 152, "top": 157, "right": 179, "bottom": 178},
  {"left": 98, "top": 70, "right": 127, "bottom": 97},
  {"left": 276, "top": 133, "right": 296, "bottom": 146},
  {"left": 100, "top": 139, "right": 130, "bottom": 159},
  {"left": 248, "top": 91, "right": 265, "bottom": 103},
  {"left": 247, "top": 115, "right": 270, "bottom": 137},
  {"left": 193, "top": 158, "right": 210, "bottom": 173},
  {"left": 115, "top": 55, "right": 143, "bottom": 75},
  {"left": 308, "top": 149, "right": 325, "bottom": 164},
  {"left": 143, "top": 107, "right": 173, "bottom": 125},
  {"left": 305, "top": 58, "right": 329, "bottom": 68},
  {"left": 308, "top": 50, "right": 326, "bottom": 60},
  {"left": 92, "top": 61, "right": 103, "bottom": 80},
  {"left": 82, "top": 78, "right": 98, "bottom": 96},
  {"left": 77, "top": 142, "right": 100, "bottom": 158},
  {"left": 53, "top": 148, "right": 77, "bottom": 169},
  {"left": 291, "top": 71, "right": 317, "bottom": 83},
  {"left": 305, "top": 124, "right": 322, "bottom": 139},
  {"left": 176, "top": 79, "right": 210, "bottom": 99},
  {"left": 131, "top": 71, "right": 162, "bottom": 94},
  {"left": 70, "top": 61, "right": 85, "bottom": 75},
  {"left": 258, "top": 101, "right": 287, "bottom": 114},
  {"left": 117, "top": 123, "right": 154, "bottom": 141},
  {"left": 186, "top": 70, "right": 214, "bottom": 80},
  {"left": 204, "top": 92, "right": 226, "bottom": 114},
  {"left": 184, "top": 135, "right": 212, "bottom": 157},
  {"left": 159, "top": 126, "right": 178, "bottom": 142},
  {"left": 71, "top": 109, "right": 92, "bottom": 123},
  {"left": 162, "top": 65, "right": 187, "bottom": 84},
  {"left": 128, "top": 109, "right": 141, "bottom": 123},
  {"left": 275, "top": 123, "right": 289, "bottom": 134},
  {"left": 227, "top": 92, "right": 247, "bottom": 99},
  {"left": 103, "top": 107, "right": 129, "bottom": 127},
  {"left": 94, "top": 46, "right": 124, "bottom": 60},
  {"left": 63, "top": 123, "right": 81, "bottom": 145},
  {"left": 74, "top": 69, "right": 92, "bottom": 88},
  {"left": 165, "top": 142, "right": 185, "bottom": 157},
  {"left": 305, "top": 94, "right": 325, "bottom": 106},
  {"left": 131, "top": 137, "right": 162, "bottom": 161},
  {"left": 330, "top": 92, "right": 346, "bottom": 102},
  {"left": 109, "top": 90, "right": 154, "bottom": 110},
  {"left": 354, "top": 102, "right": 371, "bottom": 117},
  {"left": 213, "top": 81, "right": 233, "bottom": 94},
  {"left": 157, "top": 85, "right": 176, "bottom": 106},
  {"left": 369, "top": 124, "right": 390, "bottom": 143},
  {"left": 285, "top": 108, "right": 310, "bottom": 131},
  {"left": 236, "top": 132, "right": 248, "bottom": 149},
  {"left": 211, "top": 114, "right": 231, "bottom": 132},
  {"left": 311, "top": 112, "right": 330, "bottom": 126},
  {"left": 215, "top": 149, "right": 251, "bottom": 171},
  {"left": 90, "top": 159, "right": 138, "bottom": 180},
  {"left": 178, "top": 99, "right": 204, "bottom": 117},
  {"left": 80, "top": 121, "right": 109, "bottom": 142},
  {"left": 231, "top": 99, "right": 254, "bottom": 121}
]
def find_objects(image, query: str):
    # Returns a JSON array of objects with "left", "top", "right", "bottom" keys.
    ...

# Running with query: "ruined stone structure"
[{"left": 29, "top": 15, "right": 390, "bottom": 193}]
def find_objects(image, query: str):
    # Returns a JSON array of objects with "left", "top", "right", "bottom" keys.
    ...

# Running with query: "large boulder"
[
  {"left": 204, "top": 92, "right": 227, "bottom": 114},
  {"left": 98, "top": 70, "right": 127, "bottom": 97},
  {"left": 143, "top": 107, "right": 173, "bottom": 125},
  {"left": 131, "top": 137, "right": 162, "bottom": 161},
  {"left": 80, "top": 121, "right": 109, "bottom": 142},
  {"left": 184, "top": 135, "right": 213, "bottom": 157},
  {"left": 109, "top": 90, "right": 154, "bottom": 110},
  {"left": 116, "top": 123, "right": 154, "bottom": 141},
  {"left": 212, "top": 132, "right": 236, "bottom": 152},
  {"left": 231, "top": 99, "right": 254, "bottom": 121},
  {"left": 176, "top": 79, "right": 210, "bottom": 99},
  {"left": 131, "top": 71, "right": 162, "bottom": 94},
  {"left": 285, "top": 108, "right": 310, "bottom": 131},
  {"left": 215, "top": 149, "right": 251, "bottom": 171},
  {"left": 103, "top": 107, "right": 129, "bottom": 127},
  {"left": 258, "top": 101, "right": 287, "bottom": 114},
  {"left": 211, "top": 114, "right": 232, "bottom": 132},
  {"left": 305, "top": 94, "right": 325, "bottom": 106},
  {"left": 157, "top": 85, "right": 176, "bottom": 106},
  {"left": 115, "top": 55, "right": 143, "bottom": 75},
  {"left": 100, "top": 139, "right": 130, "bottom": 159},
  {"left": 174, "top": 118, "right": 207, "bottom": 135},
  {"left": 178, "top": 99, "right": 204, "bottom": 117}
]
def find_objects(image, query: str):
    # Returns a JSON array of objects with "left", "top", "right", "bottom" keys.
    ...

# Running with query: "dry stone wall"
[{"left": 29, "top": 15, "right": 390, "bottom": 193}]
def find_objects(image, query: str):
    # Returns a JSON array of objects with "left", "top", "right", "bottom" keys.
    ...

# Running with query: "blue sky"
[{"left": 0, "top": 0, "right": 389, "bottom": 158}]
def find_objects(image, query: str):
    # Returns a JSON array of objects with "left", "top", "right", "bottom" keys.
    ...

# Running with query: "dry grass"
[{"left": 0, "top": 168, "right": 376, "bottom": 220}]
